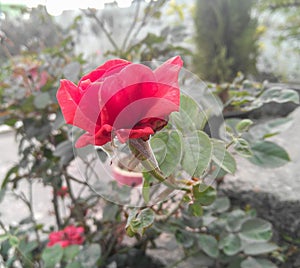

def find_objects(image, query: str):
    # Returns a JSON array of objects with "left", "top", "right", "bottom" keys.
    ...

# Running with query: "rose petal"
[
  {"left": 76, "top": 227, "right": 84, "bottom": 234},
  {"left": 58, "top": 240, "right": 70, "bottom": 248},
  {"left": 79, "top": 59, "right": 131, "bottom": 90},
  {"left": 110, "top": 97, "right": 177, "bottom": 134},
  {"left": 98, "top": 64, "right": 158, "bottom": 127},
  {"left": 75, "top": 124, "right": 113, "bottom": 147},
  {"left": 154, "top": 56, "right": 183, "bottom": 85},
  {"left": 57, "top": 79, "right": 100, "bottom": 134},
  {"left": 98, "top": 64, "right": 157, "bottom": 107},
  {"left": 56, "top": 79, "right": 82, "bottom": 124},
  {"left": 75, "top": 82, "right": 105, "bottom": 134},
  {"left": 49, "top": 231, "right": 64, "bottom": 242},
  {"left": 116, "top": 126, "right": 154, "bottom": 143},
  {"left": 153, "top": 55, "right": 183, "bottom": 108}
]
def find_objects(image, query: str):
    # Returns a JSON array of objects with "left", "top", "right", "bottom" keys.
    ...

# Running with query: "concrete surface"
[{"left": 0, "top": 131, "right": 55, "bottom": 226}]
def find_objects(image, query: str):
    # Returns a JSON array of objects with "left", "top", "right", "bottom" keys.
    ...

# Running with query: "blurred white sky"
[{"left": 0, "top": 0, "right": 139, "bottom": 15}]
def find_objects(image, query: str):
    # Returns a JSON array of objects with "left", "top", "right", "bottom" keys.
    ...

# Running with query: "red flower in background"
[
  {"left": 47, "top": 225, "right": 84, "bottom": 248},
  {"left": 56, "top": 186, "right": 68, "bottom": 198},
  {"left": 12, "top": 62, "right": 49, "bottom": 91},
  {"left": 56, "top": 56, "right": 183, "bottom": 148},
  {"left": 28, "top": 67, "right": 49, "bottom": 90}
]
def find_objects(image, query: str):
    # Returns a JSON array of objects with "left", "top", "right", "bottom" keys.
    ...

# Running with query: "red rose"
[
  {"left": 57, "top": 56, "right": 183, "bottom": 148},
  {"left": 64, "top": 225, "right": 84, "bottom": 245},
  {"left": 47, "top": 225, "right": 84, "bottom": 248}
]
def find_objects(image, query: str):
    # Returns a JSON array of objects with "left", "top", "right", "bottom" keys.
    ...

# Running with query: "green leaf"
[
  {"left": 182, "top": 210, "right": 202, "bottom": 229},
  {"left": 192, "top": 184, "right": 216, "bottom": 206},
  {"left": 198, "top": 234, "right": 219, "bottom": 258},
  {"left": 208, "top": 196, "right": 230, "bottom": 213},
  {"left": 175, "top": 230, "right": 195, "bottom": 248},
  {"left": 42, "top": 245, "right": 64, "bottom": 268},
  {"left": 19, "top": 240, "right": 38, "bottom": 254},
  {"left": 102, "top": 203, "right": 120, "bottom": 222},
  {"left": 152, "top": 10, "right": 161, "bottom": 19},
  {"left": 136, "top": 208, "right": 154, "bottom": 228},
  {"left": 183, "top": 195, "right": 192, "bottom": 203},
  {"left": 234, "top": 138, "right": 253, "bottom": 158},
  {"left": 19, "top": 216, "right": 32, "bottom": 225},
  {"left": 18, "top": 240, "right": 38, "bottom": 267},
  {"left": 259, "top": 87, "right": 299, "bottom": 104},
  {"left": 226, "top": 209, "right": 246, "bottom": 232},
  {"left": 241, "top": 257, "right": 277, "bottom": 268},
  {"left": 2, "top": 115, "right": 17, "bottom": 127},
  {"left": 142, "top": 173, "right": 151, "bottom": 204},
  {"left": 142, "top": 33, "right": 165, "bottom": 46},
  {"left": 34, "top": 92, "right": 51, "bottom": 109},
  {"left": 243, "top": 242, "right": 278, "bottom": 255},
  {"left": 225, "top": 119, "right": 237, "bottom": 135},
  {"left": 150, "top": 130, "right": 182, "bottom": 177},
  {"left": 239, "top": 218, "right": 273, "bottom": 242},
  {"left": 96, "top": 148, "right": 108, "bottom": 163},
  {"left": 249, "top": 141, "right": 290, "bottom": 168},
  {"left": 219, "top": 234, "right": 242, "bottom": 256},
  {"left": 263, "top": 117, "right": 293, "bottom": 138},
  {"left": 249, "top": 117, "right": 293, "bottom": 140},
  {"left": 66, "top": 262, "right": 82, "bottom": 268},
  {"left": 77, "top": 244, "right": 101, "bottom": 268},
  {"left": 246, "top": 88, "right": 299, "bottom": 111},
  {"left": 126, "top": 208, "right": 155, "bottom": 236},
  {"left": 1, "top": 165, "right": 18, "bottom": 189},
  {"left": 0, "top": 233, "right": 9, "bottom": 243},
  {"left": 9, "top": 236, "right": 19, "bottom": 247},
  {"left": 54, "top": 140, "right": 74, "bottom": 166},
  {"left": 126, "top": 225, "right": 135, "bottom": 237},
  {"left": 0, "top": 188, "right": 6, "bottom": 203},
  {"left": 188, "top": 202, "right": 203, "bottom": 217},
  {"left": 212, "top": 139, "right": 236, "bottom": 174},
  {"left": 171, "top": 94, "right": 206, "bottom": 133},
  {"left": 236, "top": 119, "right": 253, "bottom": 133},
  {"left": 63, "top": 245, "right": 80, "bottom": 261},
  {"left": 182, "top": 131, "right": 212, "bottom": 177}
]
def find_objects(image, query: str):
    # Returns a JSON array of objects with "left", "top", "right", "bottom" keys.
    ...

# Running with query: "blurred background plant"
[
  {"left": 257, "top": 0, "right": 300, "bottom": 50},
  {"left": 256, "top": 0, "right": 300, "bottom": 81},
  {"left": 0, "top": 0, "right": 299, "bottom": 267},
  {"left": 193, "top": 0, "right": 260, "bottom": 83}
]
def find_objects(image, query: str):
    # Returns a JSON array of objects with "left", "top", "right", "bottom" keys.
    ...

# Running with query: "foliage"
[
  {"left": 257, "top": 0, "right": 300, "bottom": 52},
  {"left": 154, "top": 196, "right": 280, "bottom": 267},
  {"left": 208, "top": 72, "right": 298, "bottom": 167},
  {"left": 0, "top": 6, "right": 61, "bottom": 62},
  {"left": 81, "top": 0, "right": 191, "bottom": 63},
  {"left": 0, "top": 2, "right": 299, "bottom": 268},
  {"left": 193, "top": 0, "right": 260, "bottom": 83},
  {"left": 208, "top": 72, "right": 299, "bottom": 113}
]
